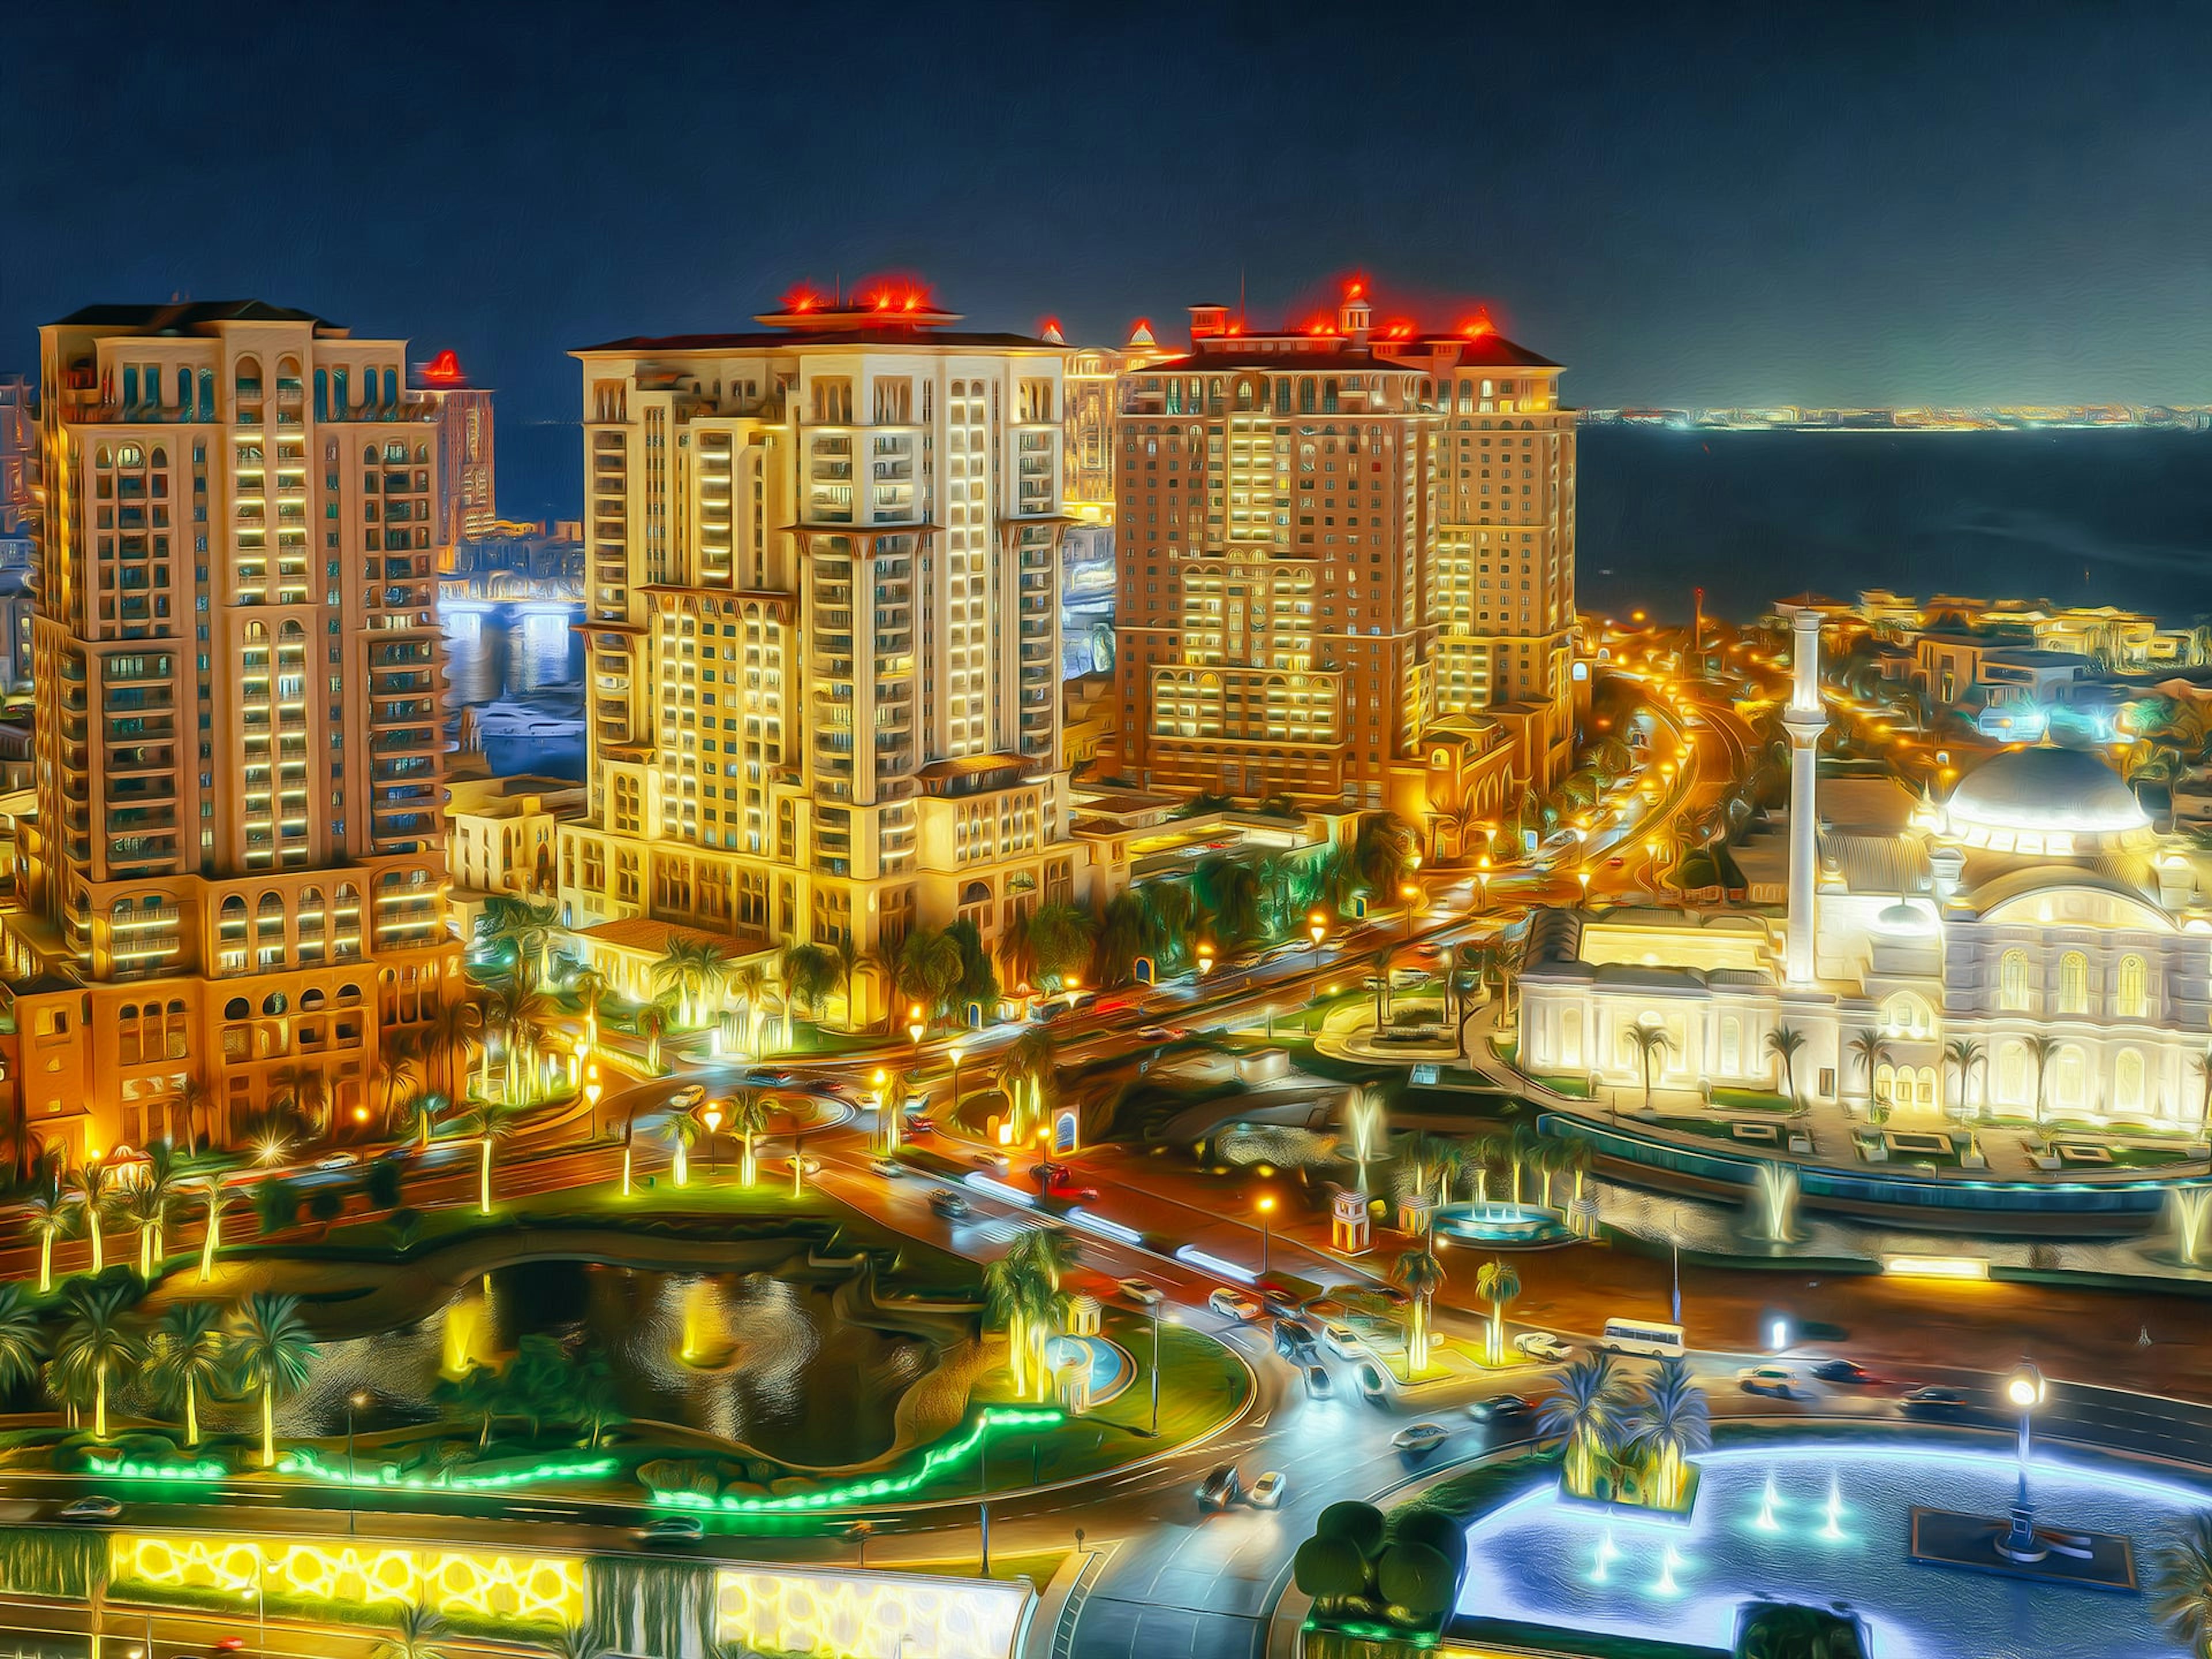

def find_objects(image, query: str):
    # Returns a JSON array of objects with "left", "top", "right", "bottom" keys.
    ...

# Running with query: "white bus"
[{"left": 1600, "top": 1316, "right": 1686, "bottom": 1358}]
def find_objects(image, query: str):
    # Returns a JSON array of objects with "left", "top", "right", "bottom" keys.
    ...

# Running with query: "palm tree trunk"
[
  {"left": 261, "top": 1382, "right": 275, "bottom": 1467},
  {"left": 88, "top": 1215, "right": 103, "bottom": 1275},
  {"left": 479, "top": 1137, "right": 493, "bottom": 1213},
  {"left": 185, "top": 1377, "right": 199, "bottom": 1448},
  {"left": 199, "top": 1209, "right": 219, "bottom": 1283},
  {"left": 94, "top": 1368, "right": 108, "bottom": 1441},
  {"left": 39, "top": 1236, "right": 51, "bottom": 1296}
]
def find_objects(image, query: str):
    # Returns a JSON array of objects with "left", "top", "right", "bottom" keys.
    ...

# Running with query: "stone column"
[{"left": 1783, "top": 608, "right": 1827, "bottom": 987}]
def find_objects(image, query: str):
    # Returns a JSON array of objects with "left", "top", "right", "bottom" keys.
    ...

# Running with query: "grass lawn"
[
  {"left": 2095, "top": 1145, "right": 2200, "bottom": 1169},
  {"left": 1533, "top": 1073, "right": 1593, "bottom": 1099},
  {"left": 1710, "top": 1086, "right": 1796, "bottom": 1112}
]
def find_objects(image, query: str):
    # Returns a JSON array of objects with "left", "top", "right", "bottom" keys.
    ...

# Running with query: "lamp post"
[
  {"left": 1476, "top": 858, "right": 1491, "bottom": 914},
  {"left": 1131, "top": 1287, "right": 1164, "bottom": 1435},
  {"left": 2006, "top": 1360, "right": 2046, "bottom": 1467},
  {"left": 1308, "top": 911, "right": 1328, "bottom": 977},
  {"left": 948, "top": 1042, "right": 966, "bottom": 1120},
  {"left": 1400, "top": 881, "right": 1419, "bottom": 941},
  {"left": 1196, "top": 940, "right": 1215, "bottom": 980},
  {"left": 345, "top": 1388, "right": 369, "bottom": 1535},
  {"left": 907, "top": 1003, "right": 926, "bottom": 1059},
  {"left": 1256, "top": 1192, "right": 1276, "bottom": 1275},
  {"left": 700, "top": 1101, "right": 724, "bottom": 1176},
  {"left": 1577, "top": 869, "right": 1592, "bottom": 907},
  {"left": 583, "top": 1070, "right": 603, "bottom": 1142},
  {"left": 872, "top": 1067, "right": 891, "bottom": 1150}
]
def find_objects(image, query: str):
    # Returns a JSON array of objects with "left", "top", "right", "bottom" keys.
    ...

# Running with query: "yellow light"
[
  {"left": 1881, "top": 1253, "right": 1989, "bottom": 1281},
  {"left": 115, "top": 1534, "right": 586, "bottom": 1626}
]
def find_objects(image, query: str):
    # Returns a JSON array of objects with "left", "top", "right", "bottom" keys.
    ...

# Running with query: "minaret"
[{"left": 1783, "top": 607, "right": 1827, "bottom": 986}]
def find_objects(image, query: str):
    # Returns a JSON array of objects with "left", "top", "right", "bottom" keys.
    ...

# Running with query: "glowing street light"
[
  {"left": 1196, "top": 940, "right": 1215, "bottom": 978},
  {"left": 949, "top": 1041, "right": 967, "bottom": 1115},
  {"left": 1477, "top": 858, "right": 1492, "bottom": 913},
  {"left": 1256, "top": 1192, "right": 1277, "bottom": 1274},
  {"left": 907, "top": 1003, "right": 927, "bottom": 1054},
  {"left": 1307, "top": 910, "right": 1329, "bottom": 979},
  {"left": 2006, "top": 1359, "right": 2046, "bottom": 1466},
  {"left": 583, "top": 1070, "right": 603, "bottom": 1140},
  {"left": 1400, "top": 881, "right": 1419, "bottom": 940},
  {"left": 1577, "top": 869, "right": 1592, "bottom": 905}
]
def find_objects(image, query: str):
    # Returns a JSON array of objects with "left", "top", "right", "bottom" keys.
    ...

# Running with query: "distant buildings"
[
  {"left": 414, "top": 348, "right": 497, "bottom": 554},
  {"left": 0, "top": 301, "right": 458, "bottom": 1158},
  {"left": 0, "top": 374, "right": 33, "bottom": 539},
  {"left": 554, "top": 289, "right": 1078, "bottom": 1024},
  {"left": 1099, "top": 278, "right": 1575, "bottom": 823}
]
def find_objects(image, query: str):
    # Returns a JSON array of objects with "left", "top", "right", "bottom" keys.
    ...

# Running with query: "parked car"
[
  {"left": 1737, "top": 1365, "right": 1802, "bottom": 1399},
  {"left": 927, "top": 1190, "right": 972, "bottom": 1220},
  {"left": 1469, "top": 1393, "right": 1532, "bottom": 1422},
  {"left": 1196, "top": 1464, "right": 1243, "bottom": 1510},
  {"left": 1356, "top": 1362, "right": 1388, "bottom": 1403},
  {"left": 1302, "top": 1365, "right": 1334, "bottom": 1400},
  {"left": 1392, "top": 1422, "right": 1452, "bottom": 1453},
  {"left": 868, "top": 1157, "right": 905, "bottom": 1179},
  {"left": 1249, "top": 1471, "right": 1288, "bottom": 1509},
  {"left": 58, "top": 1495, "right": 120, "bottom": 1521},
  {"left": 1513, "top": 1331, "right": 1573, "bottom": 1363},
  {"left": 1900, "top": 1385, "right": 1970, "bottom": 1417},
  {"left": 1208, "top": 1287, "right": 1264, "bottom": 1321},
  {"left": 636, "top": 1514, "right": 703, "bottom": 1543},
  {"left": 1323, "top": 1323, "right": 1363, "bottom": 1359}
]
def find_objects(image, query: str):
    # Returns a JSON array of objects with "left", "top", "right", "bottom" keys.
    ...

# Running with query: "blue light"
[{"left": 1176, "top": 1244, "right": 1257, "bottom": 1284}]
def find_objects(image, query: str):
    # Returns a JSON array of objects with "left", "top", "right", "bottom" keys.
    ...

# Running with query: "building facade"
[
  {"left": 555, "top": 291, "right": 1080, "bottom": 1024},
  {"left": 1098, "top": 281, "right": 1569, "bottom": 819},
  {"left": 0, "top": 374, "right": 34, "bottom": 537},
  {"left": 416, "top": 350, "right": 497, "bottom": 555},
  {"left": 0, "top": 301, "right": 457, "bottom": 1157}
]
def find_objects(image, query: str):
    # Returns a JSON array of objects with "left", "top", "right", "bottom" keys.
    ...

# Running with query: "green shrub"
[
  {"left": 1315, "top": 1498, "right": 1387, "bottom": 1560},
  {"left": 1376, "top": 1540, "right": 1456, "bottom": 1620}
]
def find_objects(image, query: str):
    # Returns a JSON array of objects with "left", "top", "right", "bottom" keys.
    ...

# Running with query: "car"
[
  {"left": 1259, "top": 1286, "right": 1305, "bottom": 1320},
  {"left": 968, "top": 1150, "right": 1011, "bottom": 1172},
  {"left": 636, "top": 1514, "right": 704, "bottom": 1543},
  {"left": 1196, "top": 1464, "right": 1243, "bottom": 1510},
  {"left": 748, "top": 1068, "right": 795, "bottom": 1086},
  {"left": 668, "top": 1084, "right": 706, "bottom": 1109},
  {"left": 1208, "top": 1287, "right": 1263, "bottom": 1321},
  {"left": 1323, "top": 1323, "right": 1363, "bottom": 1359},
  {"left": 1738, "top": 1365, "right": 1802, "bottom": 1399},
  {"left": 901, "top": 1114, "right": 935, "bottom": 1138},
  {"left": 1028, "top": 1162, "right": 1100, "bottom": 1200},
  {"left": 927, "top": 1190, "right": 972, "bottom": 1220},
  {"left": 1900, "top": 1385, "right": 1969, "bottom": 1416},
  {"left": 1811, "top": 1358, "right": 1893, "bottom": 1387},
  {"left": 1366, "top": 1285, "right": 1412, "bottom": 1309},
  {"left": 1469, "top": 1393, "right": 1532, "bottom": 1422},
  {"left": 1119, "top": 1278, "right": 1164, "bottom": 1306},
  {"left": 1248, "top": 1470, "right": 1288, "bottom": 1509},
  {"left": 1272, "top": 1320, "right": 1319, "bottom": 1360},
  {"left": 312, "top": 1151, "right": 359, "bottom": 1171},
  {"left": 1392, "top": 1422, "right": 1452, "bottom": 1453},
  {"left": 1356, "top": 1362, "right": 1388, "bottom": 1403},
  {"left": 211, "top": 1641, "right": 247, "bottom": 1654},
  {"left": 58, "top": 1495, "right": 120, "bottom": 1521},
  {"left": 1302, "top": 1365, "right": 1334, "bottom": 1401},
  {"left": 1135, "top": 1024, "right": 1188, "bottom": 1041},
  {"left": 1513, "top": 1331, "right": 1573, "bottom": 1363},
  {"left": 868, "top": 1157, "right": 905, "bottom": 1179}
]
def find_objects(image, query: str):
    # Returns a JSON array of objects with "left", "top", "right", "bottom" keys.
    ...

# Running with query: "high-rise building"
[
  {"left": 0, "top": 301, "right": 457, "bottom": 1158},
  {"left": 1099, "top": 279, "right": 1574, "bottom": 819},
  {"left": 415, "top": 349, "right": 497, "bottom": 555},
  {"left": 556, "top": 288, "right": 1079, "bottom": 1022},
  {"left": 0, "top": 374, "right": 35, "bottom": 539}
]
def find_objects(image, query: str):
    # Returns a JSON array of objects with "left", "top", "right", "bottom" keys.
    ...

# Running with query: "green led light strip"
[
  {"left": 650, "top": 1406, "right": 1065, "bottom": 1514},
  {"left": 279, "top": 1448, "right": 620, "bottom": 1491},
  {"left": 85, "top": 1455, "right": 226, "bottom": 1483}
]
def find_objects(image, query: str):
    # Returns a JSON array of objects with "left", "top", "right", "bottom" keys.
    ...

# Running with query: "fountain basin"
[{"left": 1434, "top": 1202, "right": 1574, "bottom": 1246}]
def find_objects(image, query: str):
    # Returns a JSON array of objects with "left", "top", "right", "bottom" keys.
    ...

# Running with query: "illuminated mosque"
[{"left": 1518, "top": 607, "right": 2212, "bottom": 1124}]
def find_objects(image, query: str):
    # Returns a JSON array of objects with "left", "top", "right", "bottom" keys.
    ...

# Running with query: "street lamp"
[
  {"left": 700, "top": 1101, "right": 723, "bottom": 1175},
  {"left": 345, "top": 1389, "right": 369, "bottom": 1535},
  {"left": 1577, "top": 869, "right": 1592, "bottom": 906},
  {"left": 2006, "top": 1360, "right": 2046, "bottom": 1466},
  {"left": 1308, "top": 910, "right": 1328, "bottom": 980},
  {"left": 1256, "top": 1192, "right": 1276, "bottom": 1275},
  {"left": 1400, "top": 881, "right": 1419, "bottom": 940},
  {"left": 1196, "top": 940, "right": 1215, "bottom": 979},
  {"left": 949, "top": 1041, "right": 967, "bottom": 1116},
  {"left": 907, "top": 1003, "right": 926, "bottom": 1055},
  {"left": 583, "top": 1069, "right": 603, "bottom": 1141}
]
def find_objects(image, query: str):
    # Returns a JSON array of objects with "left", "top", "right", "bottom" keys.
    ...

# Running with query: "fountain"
[
  {"left": 1434, "top": 1200, "right": 1572, "bottom": 1245},
  {"left": 1819, "top": 1472, "right": 1846, "bottom": 1541},
  {"left": 1589, "top": 1529, "right": 1619, "bottom": 1584},
  {"left": 1755, "top": 1165, "right": 1798, "bottom": 1244},
  {"left": 439, "top": 1287, "right": 494, "bottom": 1378},
  {"left": 1346, "top": 1086, "right": 1384, "bottom": 1168},
  {"left": 1754, "top": 1474, "right": 1783, "bottom": 1533},
  {"left": 1653, "top": 1544, "right": 1683, "bottom": 1596},
  {"left": 2170, "top": 1187, "right": 2211, "bottom": 1265}
]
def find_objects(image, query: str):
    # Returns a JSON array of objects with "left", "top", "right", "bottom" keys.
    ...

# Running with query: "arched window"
[
  {"left": 2115, "top": 1048, "right": 2146, "bottom": 1112},
  {"left": 224, "top": 996, "right": 251, "bottom": 1021},
  {"left": 1883, "top": 992, "right": 1934, "bottom": 1038},
  {"left": 234, "top": 355, "right": 263, "bottom": 401},
  {"left": 118, "top": 1005, "right": 142, "bottom": 1065},
  {"left": 176, "top": 367, "right": 192, "bottom": 410},
  {"left": 1998, "top": 949, "right": 2031, "bottom": 1012},
  {"left": 1997, "top": 1040, "right": 2027, "bottom": 1104},
  {"left": 2117, "top": 954, "right": 2149, "bottom": 1019},
  {"left": 2054, "top": 1044, "right": 2088, "bottom": 1109},
  {"left": 2058, "top": 951, "right": 2089, "bottom": 1016}
]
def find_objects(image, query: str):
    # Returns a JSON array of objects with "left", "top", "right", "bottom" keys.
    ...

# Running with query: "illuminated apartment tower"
[
  {"left": 1058, "top": 324, "right": 1171, "bottom": 525},
  {"left": 0, "top": 302, "right": 456, "bottom": 1157},
  {"left": 1101, "top": 281, "right": 1572, "bottom": 812},
  {"left": 558, "top": 290, "right": 1077, "bottom": 1021},
  {"left": 415, "top": 350, "right": 497, "bottom": 554}
]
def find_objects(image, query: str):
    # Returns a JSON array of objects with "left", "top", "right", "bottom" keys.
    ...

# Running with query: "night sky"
[{"left": 6, "top": 1, "right": 2210, "bottom": 520}]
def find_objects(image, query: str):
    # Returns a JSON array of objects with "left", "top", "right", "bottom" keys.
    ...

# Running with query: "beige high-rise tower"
[
  {"left": 0, "top": 301, "right": 457, "bottom": 1157},
  {"left": 556, "top": 289, "right": 1079, "bottom": 1024}
]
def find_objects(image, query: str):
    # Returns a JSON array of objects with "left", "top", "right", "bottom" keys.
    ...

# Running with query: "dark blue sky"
[{"left": 6, "top": 1, "right": 2210, "bottom": 520}]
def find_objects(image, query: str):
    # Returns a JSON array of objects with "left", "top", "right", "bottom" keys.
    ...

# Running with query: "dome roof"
[{"left": 1944, "top": 747, "right": 2151, "bottom": 849}]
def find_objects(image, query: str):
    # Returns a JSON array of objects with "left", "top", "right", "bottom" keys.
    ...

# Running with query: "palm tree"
[
  {"left": 23, "top": 1191, "right": 71, "bottom": 1296},
  {"left": 2027, "top": 1033, "right": 2063, "bottom": 1127},
  {"left": 1367, "top": 944, "right": 1396, "bottom": 1028},
  {"left": 637, "top": 996, "right": 669, "bottom": 1074},
  {"left": 229, "top": 1290, "right": 317, "bottom": 1467},
  {"left": 1944, "top": 1038, "right": 1986, "bottom": 1120},
  {"left": 177, "top": 1071, "right": 215, "bottom": 1152},
  {"left": 122, "top": 1178, "right": 166, "bottom": 1281},
  {"left": 60, "top": 1161, "right": 112, "bottom": 1277},
  {"left": 423, "top": 994, "right": 483, "bottom": 1100},
  {"left": 1474, "top": 1259, "right": 1520, "bottom": 1366},
  {"left": 1507, "top": 1123, "right": 1543, "bottom": 1207},
  {"left": 982, "top": 1253, "right": 1050, "bottom": 1397},
  {"left": 727, "top": 1090, "right": 772, "bottom": 1188},
  {"left": 1628, "top": 1356, "right": 1711, "bottom": 1508},
  {"left": 654, "top": 938, "right": 728, "bottom": 1029},
  {"left": 1010, "top": 1224, "right": 1080, "bottom": 1293},
  {"left": 195, "top": 1179, "right": 233, "bottom": 1284},
  {"left": 2153, "top": 1514, "right": 2212, "bottom": 1658},
  {"left": 372, "top": 1603, "right": 450, "bottom": 1659},
  {"left": 397, "top": 1088, "right": 450, "bottom": 1152},
  {"left": 0, "top": 1283, "right": 46, "bottom": 1399},
  {"left": 50, "top": 1281, "right": 138, "bottom": 1441},
  {"left": 1538, "top": 1353, "right": 1627, "bottom": 1499},
  {"left": 831, "top": 934, "right": 866, "bottom": 1031},
  {"left": 540, "top": 1623, "right": 611, "bottom": 1659},
  {"left": 781, "top": 942, "right": 839, "bottom": 1025},
  {"left": 1765, "top": 1026, "right": 1808, "bottom": 1107},
  {"left": 460, "top": 1101, "right": 518, "bottom": 1213},
  {"left": 146, "top": 1300, "right": 229, "bottom": 1448},
  {"left": 1391, "top": 1247, "right": 1446, "bottom": 1374},
  {"left": 661, "top": 1110, "right": 700, "bottom": 1189},
  {"left": 1001, "top": 1028, "right": 1056, "bottom": 1140},
  {"left": 1847, "top": 1027, "right": 1893, "bottom": 1117},
  {"left": 896, "top": 927, "right": 963, "bottom": 1022},
  {"left": 1626, "top": 1025, "right": 1675, "bottom": 1116},
  {"left": 571, "top": 968, "right": 609, "bottom": 1056},
  {"left": 2195, "top": 1047, "right": 2212, "bottom": 1131},
  {"left": 1025, "top": 904, "right": 1096, "bottom": 992}
]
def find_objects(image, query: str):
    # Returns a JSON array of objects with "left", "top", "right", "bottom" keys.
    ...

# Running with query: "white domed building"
[{"left": 1518, "top": 609, "right": 2212, "bottom": 1126}]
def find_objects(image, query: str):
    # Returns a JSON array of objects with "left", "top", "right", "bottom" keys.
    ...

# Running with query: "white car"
[
  {"left": 1513, "top": 1331, "right": 1573, "bottom": 1363},
  {"left": 1392, "top": 1423, "right": 1452, "bottom": 1453},
  {"left": 312, "top": 1152, "right": 359, "bottom": 1171},
  {"left": 669, "top": 1084, "right": 706, "bottom": 1110},
  {"left": 59, "top": 1495, "right": 122, "bottom": 1521},
  {"left": 1322, "top": 1322, "right": 1363, "bottom": 1359},
  {"left": 869, "top": 1157, "right": 905, "bottom": 1179},
  {"left": 1119, "top": 1279, "right": 1164, "bottom": 1306},
  {"left": 1248, "top": 1471, "right": 1287, "bottom": 1509},
  {"left": 1208, "top": 1287, "right": 1263, "bottom": 1321},
  {"left": 1738, "top": 1364, "right": 1802, "bottom": 1399}
]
